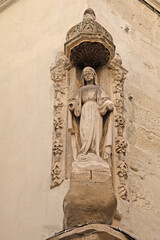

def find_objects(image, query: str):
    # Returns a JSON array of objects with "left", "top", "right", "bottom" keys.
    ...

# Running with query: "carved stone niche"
[{"left": 49, "top": 8, "right": 129, "bottom": 240}]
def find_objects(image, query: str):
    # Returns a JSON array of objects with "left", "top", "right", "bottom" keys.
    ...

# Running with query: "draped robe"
[{"left": 69, "top": 84, "right": 113, "bottom": 157}]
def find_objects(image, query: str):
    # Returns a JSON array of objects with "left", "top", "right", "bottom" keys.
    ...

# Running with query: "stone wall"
[
  {"left": 0, "top": 0, "right": 160, "bottom": 240},
  {"left": 93, "top": 1, "right": 160, "bottom": 239}
]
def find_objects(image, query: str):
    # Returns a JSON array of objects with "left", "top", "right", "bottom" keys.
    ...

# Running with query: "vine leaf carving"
[{"left": 50, "top": 52, "right": 69, "bottom": 188}]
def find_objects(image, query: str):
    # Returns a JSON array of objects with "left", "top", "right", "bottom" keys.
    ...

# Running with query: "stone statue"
[
  {"left": 64, "top": 67, "right": 117, "bottom": 229},
  {"left": 68, "top": 67, "right": 114, "bottom": 160}
]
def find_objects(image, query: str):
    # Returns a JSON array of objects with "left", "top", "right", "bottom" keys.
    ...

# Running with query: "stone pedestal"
[
  {"left": 47, "top": 224, "right": 129, "bottom": 240},
  {"left": 63, "top": 153, "right": 117, "bottom": 229}
]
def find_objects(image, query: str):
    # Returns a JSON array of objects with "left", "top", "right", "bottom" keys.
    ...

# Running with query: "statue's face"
[{"left": 83, "top": 68, "right": 95, "bottom": 82}]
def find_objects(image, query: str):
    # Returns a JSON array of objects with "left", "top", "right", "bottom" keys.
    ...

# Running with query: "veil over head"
[{"left": 81, "top": 67, "right": 98, "bottom": 85}]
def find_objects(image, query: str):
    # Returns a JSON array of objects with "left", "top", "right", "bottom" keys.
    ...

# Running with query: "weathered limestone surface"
[
  {"left": 0, "top": 0, "right": 88, "bottom": 239},
  {"left": 0, "top": 0, "right": 160, "bottom": 240},
  {"left": 91, "top": 1, "right": 160, "bottom": 240}
]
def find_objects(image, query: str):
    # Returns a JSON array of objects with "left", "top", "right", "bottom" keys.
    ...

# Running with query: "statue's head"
[{"left": 82, "top": 67, "right": 96, "bottom": 85}]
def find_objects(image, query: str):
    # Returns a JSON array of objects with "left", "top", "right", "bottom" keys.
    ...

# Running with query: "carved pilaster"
[
  {"left": 50, "top": 52, "right": 70, "bottom": 188},
  {"left": 109, "top": 53, "right": 128, "bottom": 201}
]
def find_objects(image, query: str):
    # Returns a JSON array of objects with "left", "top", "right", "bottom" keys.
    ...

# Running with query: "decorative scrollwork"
[
  {"left": 54, "top": 82, "right": 65, "bottom": 95},
  {"left": 52, "top": 139, "right": 63, "bottom": 156},
  {"left": 54, "top": 98, "right": 63, "bottom": 110},
  {"left": 115, "top": 137, "right": 127, "bottom": 155},
  {"left": 117, "top": 160, "right": 128, "bottom": 179},
  {"left": 118, "top": 183, "right": 128, "bottom": 200},
  {"left": 110, "top": 54, "right": 128, "bottom": 201},
  {"left": 51, "top": 162, "right": 63, "bottom": 188},
  {"left": 114, "top": 98, "right": 124, "bottom": 113},
  {"left": 54, "top": 114, "right": 63, "bottom": 130},
  {"left": 50, "top": 52, "right": 69, "bottom": 188},
  {"left": 115, "top": 114, "right": 125, "bottom": 136}
]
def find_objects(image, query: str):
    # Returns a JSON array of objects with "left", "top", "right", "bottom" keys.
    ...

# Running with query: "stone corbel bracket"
[{"left": 108, "top": 54, "right": 128, "bottom": 201}]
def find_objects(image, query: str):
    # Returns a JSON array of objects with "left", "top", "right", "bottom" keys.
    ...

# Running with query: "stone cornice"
[
  {"left": 1, "top": 0, "right": 159, "bottom": 15},
  {"left": 146, "top": 0, "right": 160, "bottom": 9},
  {"left": 0, "top": 0, "right": 18, "bottom": 13},
  {"left": 139, "top": 0, "right": 160, "bottom": 15}
]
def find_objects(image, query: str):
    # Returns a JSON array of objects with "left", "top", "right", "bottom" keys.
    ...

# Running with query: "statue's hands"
[
  {"left": 106, "top": 100, "right": 114, "bottom": 111},
  {"left": 68, "top": 101, "right": 75, "bottom": 111},
  {"left": 98, "top": 99, "right": 113, "bottom": 115},
  {"left": 104, "top": 146, "right": 112, "bottom": 160}
]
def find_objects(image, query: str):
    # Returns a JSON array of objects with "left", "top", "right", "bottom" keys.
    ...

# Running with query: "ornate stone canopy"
[{"left": 64, "top": 8, "right": 115, "bottom": 69}]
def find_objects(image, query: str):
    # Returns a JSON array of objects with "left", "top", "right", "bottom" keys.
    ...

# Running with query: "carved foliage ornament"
[
  {"left": 50, "top": 52, "right": 69, "bottom": 188},
  {"left": 115, "top": 137, "right": 127, "bottom": 155},
  {"left": 115, "top": 114, "right": 125, "bottom": 136},
  {"left": 51, "top": 162, "right": 62, "bottom": 187},
  {"left": 109, "top": 54, "right": 128, "bottom": 200}
]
